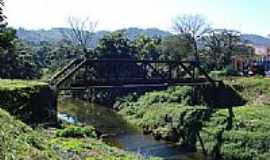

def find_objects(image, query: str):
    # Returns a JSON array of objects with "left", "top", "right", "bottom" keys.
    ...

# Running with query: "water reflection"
[
  {"left": 58, "top": 98, "right": 129, "bottom": 134},
  {"left": 58, "top": 99, "right": 205, "bottom": 160},
  {"left": 58, "top": 113, "right": 79, "bottom": 124}
]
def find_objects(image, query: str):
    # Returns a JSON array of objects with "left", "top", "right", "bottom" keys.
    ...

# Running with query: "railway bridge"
[{"left": 49, "top": 58, "right": 219, "bottom": 90}]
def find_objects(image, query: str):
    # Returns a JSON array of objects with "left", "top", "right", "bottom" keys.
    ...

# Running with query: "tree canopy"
[
  {"left": 0, "top": 0, "right": 40, "bottom": 79},
  {"left": 173, "top": 14, "right": 211, "bottom": 62}
]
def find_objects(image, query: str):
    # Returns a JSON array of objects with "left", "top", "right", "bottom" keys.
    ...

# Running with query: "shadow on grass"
[
  {"left": 191, "top": 82, "right": 245, "bottom": 159},
  {"left": 195, "top": 82, "right": 247, "bottom": 108},
  {"left": 211, "top": 106, "right": 235, "bottom": 160}
]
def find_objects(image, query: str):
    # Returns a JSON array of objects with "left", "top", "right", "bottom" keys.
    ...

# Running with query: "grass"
[
  {"left": 56, "top": 125, "right": 97, "bottom": 138},
  {"left": 201, "top": 105, "right": 270, "bottom": 160},
  {"left": 49, "top": 138, "right": 159, "bottom": 160},
  {"left": 0, "top": 79, "right": 55, "bottom": 124},
  {"left": 225, "top": 77, "right": 270, "bottom": 105},
  {"left": 118, "top": 77, "right": 270, "bottom": 159},
  {"left": 118, "top": 86, "right": 209, "bottom": 150},
  {"left": 0, "top": 79, "right": 160, "bottom": 160},
  {"left": 0, "top": 79, "right": 47, "bottom": 91},
  {"left": 0, "top": 108, "right": 59, "bottom": 160},
  {"left": 0, "top": 108, "right": 160, "bottom": 160},
  {"left": 3, "top": 77, "right": 270, "bottom": 159}
]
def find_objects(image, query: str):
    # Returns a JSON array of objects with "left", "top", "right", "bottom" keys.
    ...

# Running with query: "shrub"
[
  {"left": 56, "top": 125, "right": 97, "bottom": 138},
  {"left": 209, "top": 66, "right": 239, "bottom": 79},
  {"left": 137, "top": 86, "right": 193, "bottom": 106},
  {"left": 209, "top": 70, "right": 227, "bottom": 80}
]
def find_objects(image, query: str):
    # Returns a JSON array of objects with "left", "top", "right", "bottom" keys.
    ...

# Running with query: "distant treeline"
[{"left": 2, "top": 0, "right": 269, "bottom": 80}]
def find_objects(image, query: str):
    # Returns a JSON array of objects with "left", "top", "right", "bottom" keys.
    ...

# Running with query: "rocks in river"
[
  {"left": 142, "top": 125, "right": 152, "bottom": 135},
  {"left": 142, "top": 125, "right": 180, "bottom": 142},
  {"left": 167, "top": 128, "right": 179, "bottom": 142},
  {"left": 153, "top": 129, "right": 162, "bottom": 140},
  {"left": 95, "top": 128, "right": 103, "bottom": 138},
  {"left": 100, "top": 134, "right": 109, "bottom": 139},
  {"left": 151, "top": 127, "right": 179, "bottom": 142},
  {"left": 113, "top": 101, "right": 121, "bottom": 111}
]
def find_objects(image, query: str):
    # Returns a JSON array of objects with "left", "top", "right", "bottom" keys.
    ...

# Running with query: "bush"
[
  {"left": 56, "top": 125, "right": 97, "bottom": 138},
  {"left": 138, "top": 86, "right": 193, "bottom": 106},
  {"left": 210, "top": 70, "right": 227, "bottom": 78},
  {"left": 210, "top": 65, "right": 239, "bottom": 79}
]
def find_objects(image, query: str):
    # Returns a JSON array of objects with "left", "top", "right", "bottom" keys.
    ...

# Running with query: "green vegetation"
[
  {"left": 118, "top": 86, "right": 208, "bottom": 151},
  {"left": 201, "top": 105, "right": 270, "bottom": 160},
  {"left": 1, "top": 0, "right": 270, "bottom": 159},
  {"left": 0, "top": 26, "right": 41, "bottom": 79},
  {"left": 0, "top": 108, "right": 58, "bottom": 159},
  {"left": 0, "top": 1, "right": 258, "bottom": 82},
  {"left": 227, "top": 77, "right": 270, "bottom": 105},
  {"left": 0, "top": 79, "right": 47, "bottom": 90},
  {"left": 0, "top": 1, "right": 41, "bottom": 79},
  {"left": 118, "top": 77, "right": 270, "bottom": 159},
  {"left": 58, "top": 99, "right": 131, "bottom": 134},
  {"left": 0, "top": 108, "right": 160, "bottom": 160},
  {"left": 56, "top": 125, "right": 97, "bottom": 138},
  {"left": 0, "top": 80, "right": 159, "bottom": 160},
  {"left": 0, "top": 79, "right": 55, "bottom": 124}
]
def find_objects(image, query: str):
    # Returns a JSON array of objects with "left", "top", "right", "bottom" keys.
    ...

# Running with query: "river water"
[{"left": 58, "top": 99, "right": 205, "bottom": 160}]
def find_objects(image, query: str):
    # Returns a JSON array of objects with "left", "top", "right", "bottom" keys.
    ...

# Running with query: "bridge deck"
[{"left": 58, "top": 81, "right": 220, "bottom": 90}]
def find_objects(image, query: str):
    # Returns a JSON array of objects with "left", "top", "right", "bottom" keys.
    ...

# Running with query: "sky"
[{"left": 4, "top": 0, "right": 270, "bottom": 36}]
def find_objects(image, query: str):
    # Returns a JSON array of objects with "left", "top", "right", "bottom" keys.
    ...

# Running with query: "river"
[{"left": 58, "top": 99, "right": 205, "bottom": 160}]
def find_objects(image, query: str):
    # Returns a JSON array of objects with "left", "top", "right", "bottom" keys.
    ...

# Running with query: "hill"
[
  {"left": 16, "top": 27, "right": 270, "bottom": 48},
  {"left": 241, "top": 34, "right": 270, "bottom": 47},
  {"left": 16, "top": 27, "right": 171, "bottom": 48}
]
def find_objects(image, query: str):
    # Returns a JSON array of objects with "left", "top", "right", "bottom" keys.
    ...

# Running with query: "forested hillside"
[
  {"left": 16, "top": 27, "right": 171, "bottom": 48},
  {"left": 17, "top": 27, "right": 270, "bottom": 48}
]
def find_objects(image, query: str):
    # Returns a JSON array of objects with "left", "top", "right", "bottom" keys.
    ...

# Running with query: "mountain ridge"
[{"left": 16, "top": 27, "right": 270, "bottom": 48}]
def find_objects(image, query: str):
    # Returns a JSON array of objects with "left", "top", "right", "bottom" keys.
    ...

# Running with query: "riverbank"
[
  {"left": 0, "top": 79, "right": 57, "bottom": 124},
  {"left": 0, "top": 80, "right": 159, "bottom": 160},
  {"left": 58, "top": 99, "right": 205, "bottom": 159},
  {"left": 117, "top": 77, "right": 270, "bottom": 159},
  {"left": 0, "top": 108, "right": 161, "bottom": 159}
]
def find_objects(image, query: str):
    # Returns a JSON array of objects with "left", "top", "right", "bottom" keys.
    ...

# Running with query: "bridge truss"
[{"left": 50, "top": 58, "right": 218, "bottom": 90}]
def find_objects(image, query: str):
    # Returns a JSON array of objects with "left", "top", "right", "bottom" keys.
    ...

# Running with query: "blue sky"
[{"left": 5, "top": 0, "right": 270, "bottom": 36}]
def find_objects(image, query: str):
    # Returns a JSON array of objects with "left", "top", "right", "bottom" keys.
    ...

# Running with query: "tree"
[
  {"left": 0, "top": 0, "right": 40, "bottom": 79},
  {"left": 0, "top": 28, "right": 40, "bottom": 79},
  {"left": 159, "top": 35, "right": 192, "bottom": 61},
  {"left": 0, "top": 0, "right": 6, "bottom": 28},
  {"left": 45, "top": 40, "right": 82, "bottom": 70},
  {"left": 203, "top": 29, "right": 252, "bottom": 70},
  {"left": 14, "top": 40, "right": 41, "bottom": 78},
  {"left": 61, "top": 17, "right": 97, "bottom": 54},
  {"left": 95, "top": 31, "right": 136, "bottom": 59},
  {"left": 173, "top": 14, "right": 210, "bottom": 62},
  {"left": 133, "top": 35, "right": 161, "bottom": 60}
]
